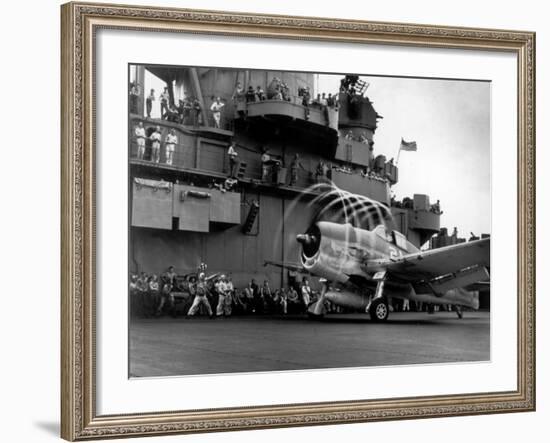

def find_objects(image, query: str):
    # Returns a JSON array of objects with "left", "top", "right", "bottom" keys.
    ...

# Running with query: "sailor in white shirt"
[
  {"left": 164, "top": 128, "right": 178, "bottom": 165},
  {"left": 215, "top": 275, "right": 229, "bottom": 317},
  {"left": 210, "top": 97, "right": 225, "bottom": 128},
  {"left": 134, "top": 122, "right": 146, "bottom": 159},
  {"left": 301, "top": 278, "right": 312, "bottom": 308},
  {"left": 149, "top": 126, "right": 162, "bottom": 163},
  {"left": 187, "top": 273, "right": 213, "bottom": 317},
  {"left": 227, "top": 143, "right": 239, "bottom": 178},
  {"left": 160, "top": 87, "right": 169, "bottom": 119}
]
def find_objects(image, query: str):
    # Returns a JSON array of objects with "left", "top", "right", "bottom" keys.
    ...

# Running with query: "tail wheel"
[{"left": 369, "top": 298, "right": 389, "bottom": 322}]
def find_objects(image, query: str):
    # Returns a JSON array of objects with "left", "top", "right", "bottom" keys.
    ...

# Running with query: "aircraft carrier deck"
[{"left": 129, "top": 311, "right": 490, "bottom": 377}]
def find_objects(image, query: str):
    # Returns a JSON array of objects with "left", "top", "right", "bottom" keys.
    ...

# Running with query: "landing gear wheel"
[{"left": 369, "top": 298, "right": 389, "bottom": 322}]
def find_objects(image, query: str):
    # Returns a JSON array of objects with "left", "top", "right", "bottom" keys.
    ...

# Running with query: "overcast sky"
[{"left": 318, "top": 74, "right": 491, "bottom": 239}]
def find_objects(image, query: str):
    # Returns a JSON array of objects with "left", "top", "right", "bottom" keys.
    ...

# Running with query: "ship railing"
[
  {"left": 129, "top": 140, "right": 325, "bottom": 190},
  {"left": 236, "top": 95, "right": 339, "bottom": 130},
  {"left": 137, "top": 110, "right": 234, "bottom": 132}
]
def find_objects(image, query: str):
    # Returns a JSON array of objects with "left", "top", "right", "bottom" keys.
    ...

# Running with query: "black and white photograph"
[
  {"left": 128, "top": 64, "right": 491, "bottom": 378},
  {"left": 2, "top": 0, "right": 544, "bottom": 441}
]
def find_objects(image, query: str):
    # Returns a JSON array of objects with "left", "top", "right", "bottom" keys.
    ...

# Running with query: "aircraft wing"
[
  {"left": 263, "top": 260, "right": 306, "bottom": 274},
  {"left": 368, "top": 237, "right": 490, "bottom": 282},
  {"left": 465, "top": 281, "right": 491, "bottom": 291}
]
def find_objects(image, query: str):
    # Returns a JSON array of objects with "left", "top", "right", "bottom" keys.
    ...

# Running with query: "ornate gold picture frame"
[{"left": 61, "top": 1, "right": 535, "bottom": 440}]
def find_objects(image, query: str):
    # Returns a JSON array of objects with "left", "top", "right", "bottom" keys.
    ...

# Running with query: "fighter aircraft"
[{"left": 267, "top": 220, "right": 490, "bottom": 322}]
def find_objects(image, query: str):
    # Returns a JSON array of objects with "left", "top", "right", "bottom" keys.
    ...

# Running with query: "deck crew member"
[
  {"left": 245, "top": 86, "right": 256, "bottom": 103},
  {"left": 249, "top": 279, "right": 261, "bottom": 313},
  {"left": 146, "top": 89, "right": 155, "bottom": 118},
  {"left": 255, "top": 86, "right": 266, "bottom": 101},
  {"left": 301, "top": 86, "right": 311, "bottom": 120},
  {"left": 210, "top": 97, "right": 225, "bottom": 128},
  {"left": 224, "top": 275, "right": 235, "bottom": 316},
  {"left": 149, "top": 126, "right": 162, "bottom": 163},
  {"left": 261, "top": 148, "right": 272, "bottom": 182},
  {"left": 155, "top": 273, "right": 175, "bottom": 317},
  {"left": 135, "top": 272, "right": 148, "bottom": 310},
  {"left": 165, "top": 266, "right": 177, "bottom": 285},
  {"left": 287, "top": 286, "right": 299, "bottom": 313},
  {"left": 281, "top": 82, "right": 290, "bottom": 101},
  {"left": 243, "top": 286, "right": 254, "bottom": 314},
  {"left": 267, "top": 77, "right": 281, "bottom": 100},
  {"left": 164, "top": 129, "right": 177, "bottom": 165},
  {"left": 176, "top": 99, "right": 185, "bottom": 123},
  {"left": 315, "top": 161, "right": 325, "bottom": 181},
  {"left": 182, "top": 93, "right": 192, "bottom": 125},
  {"left": 289, "top": 153, "right": 305, "bottom": 186},
  {"left": 231, "top": 81, "right": 244, "bottom": 114},
  {"left": 227, "top": 142, "right": 239, "bottom": 178},
  {"left": 313, "top": 93, "right": 321, "bottom": 106},
  {"left": 215, "top": 275, "right": 229, "bottom": 317},
  {"left": 134, "top": 121, "right": 146, "bottom": 159},
  {"left": 233, "top": 289, "right": 248, "bottom": 315},
  {"left": 129, "top": 82, "right": 140, "bottom": 114},
  {"left": 187, "top": 272, "right": 213, "bottom": 317},
  {"left": 129, "top": 274, "right": 138, "bottom": 295},
  {"left": 260, "top": 280, "right": 273, "bottom": 313},
  {"left": 232, "top": 82, "right": 244, "bottom": 102},
  {"left": 279, "top": 289, "right": 288, "bottom": 315},
  {"left": 159, "top": 87, "right": 169, "bottom": 119},
  {"left": 301, "top": 277, "right": 312, "bottom": 308},
  {"left": 192, "top": 98, "right": 202, "bottom": 126},
  {"left": 147, "top": 274, "right": 160, "bottom": 317}
]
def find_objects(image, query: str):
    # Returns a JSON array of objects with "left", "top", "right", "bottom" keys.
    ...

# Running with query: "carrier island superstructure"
[{"left": 129, "top": 66, "right": 442, "bottom": 290}]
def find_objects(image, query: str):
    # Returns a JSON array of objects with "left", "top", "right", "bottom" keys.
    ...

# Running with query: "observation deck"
[
  {"left": 244, "top": 98, "right": 338, "bottom": 131},
  {"left": 241, "top": 98, "right": 339, "bottom": 153},
  {"left": 391, "top": 194, "right": 441, "bottom": 247}
]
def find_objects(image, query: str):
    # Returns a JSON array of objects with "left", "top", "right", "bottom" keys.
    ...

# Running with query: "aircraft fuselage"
[{"left": 298, "top": 221, "right": 484, "bottom": 318}]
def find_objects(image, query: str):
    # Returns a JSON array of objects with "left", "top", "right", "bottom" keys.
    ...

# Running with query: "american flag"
[{"left": 400, "top": 138, "right": 418, "bottom": 152}]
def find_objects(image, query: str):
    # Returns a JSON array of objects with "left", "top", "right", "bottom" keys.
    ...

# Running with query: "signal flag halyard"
[{"left": 400, "top": 138, "right": 417, "bottom": 152}]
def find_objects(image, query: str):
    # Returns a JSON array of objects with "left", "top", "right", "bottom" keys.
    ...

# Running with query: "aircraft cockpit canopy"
[{"left": 372, "top": 225, "right": 408, "bottom": 250}]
